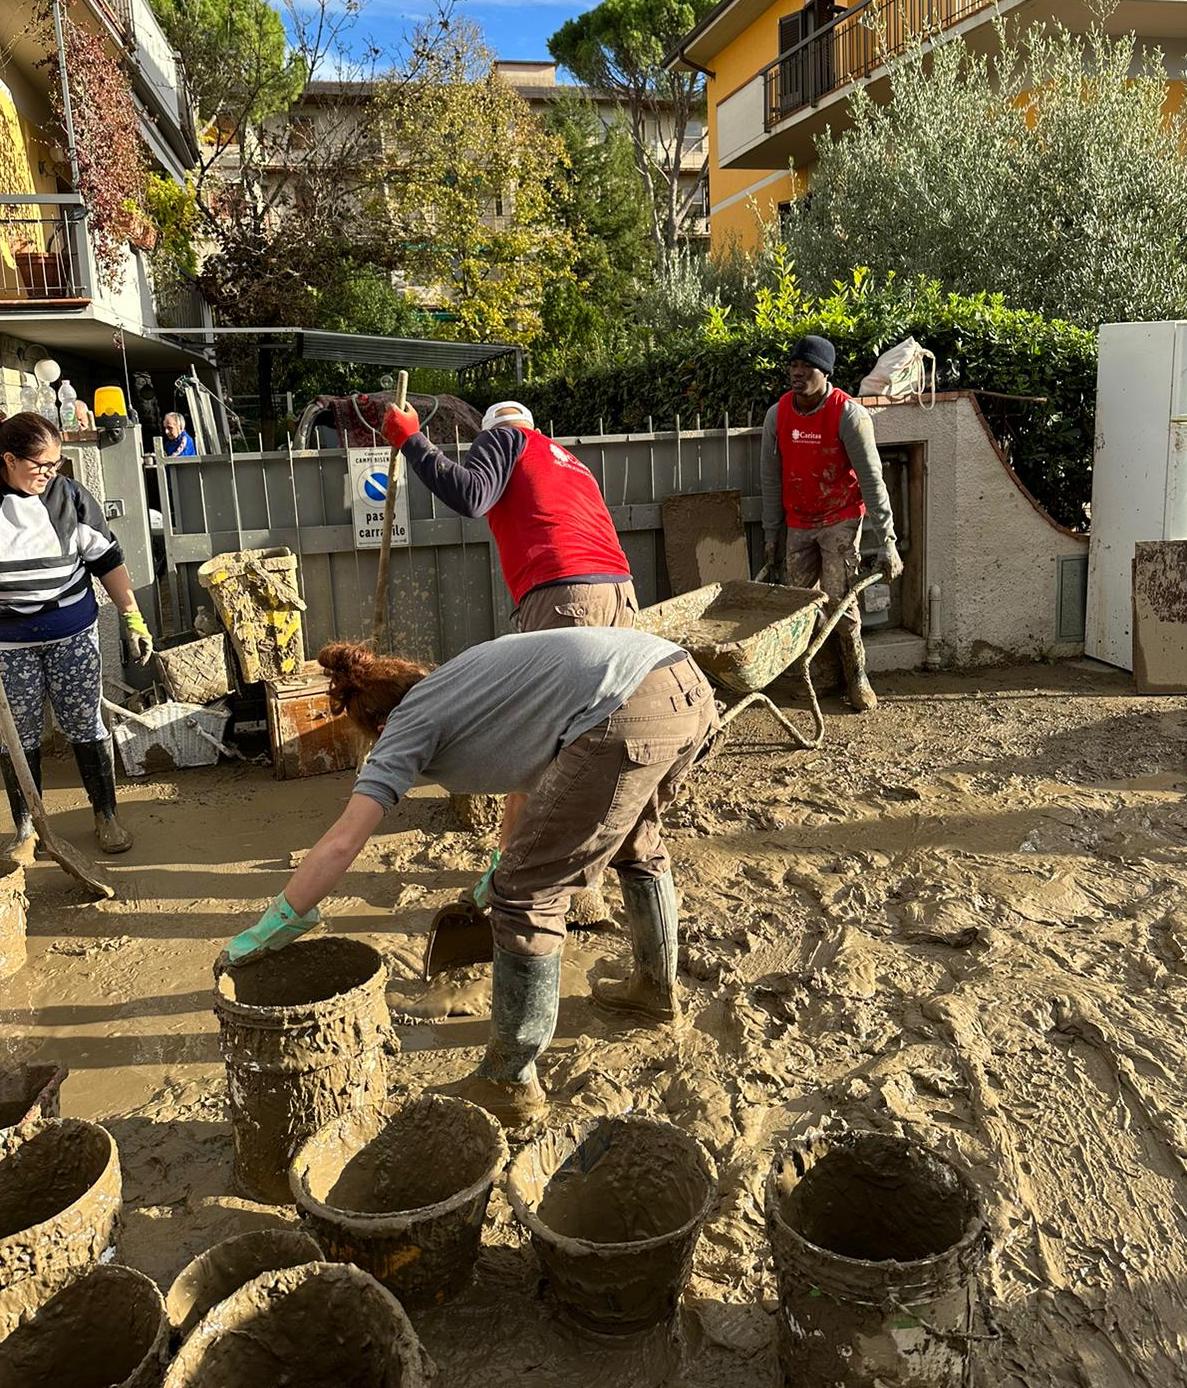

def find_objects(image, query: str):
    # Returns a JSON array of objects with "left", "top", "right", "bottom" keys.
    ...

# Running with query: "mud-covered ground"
[{"left": 2, "top": 659, "right": 1186, "bottom": 1386}]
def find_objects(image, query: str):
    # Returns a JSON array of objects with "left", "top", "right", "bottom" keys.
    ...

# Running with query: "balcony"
[
  {"left": 718, "top": 0, "right": 1003, "bottom": 168},
  {"left": 716, "top": 0, "right": 1187, "bottom": 171},
  {"left": 764, "top": 0, "right": 992, "bottom": 127},
  {"left": 0, "top": 198, "right": 91, "bottom": 307}
]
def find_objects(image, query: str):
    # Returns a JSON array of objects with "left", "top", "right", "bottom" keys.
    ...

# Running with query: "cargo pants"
[
  {"left": 783, "top": 517, "right": 862, "bottom": 636},
  {"left": 488, "top": 655, "right": 718, "bottom": 955},
  {"left": 512, "top": 579, "right": 638, "bottom": 633}
]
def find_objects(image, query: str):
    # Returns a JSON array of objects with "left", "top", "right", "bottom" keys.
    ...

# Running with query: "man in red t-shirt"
[
  {"left": 382, "top": 397, "right": 636, "bottom": 923},
  {"left": 760, "top": 336, "right": 903, "bottom": 712}
]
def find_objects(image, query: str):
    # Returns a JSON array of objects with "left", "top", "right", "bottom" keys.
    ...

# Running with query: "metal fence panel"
[{"left": 155, "top": 427, "right": 764, "bottom": 664}]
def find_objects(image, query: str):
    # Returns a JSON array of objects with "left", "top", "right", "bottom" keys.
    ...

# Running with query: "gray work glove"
[{"left": 878, "top": 543, "right": 904, "bottom": 582}]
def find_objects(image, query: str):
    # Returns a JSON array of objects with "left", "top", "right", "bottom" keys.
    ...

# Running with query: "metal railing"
[
  {"left": 0, "top": 196, "right": 90, "bottom": 302},
  {"left": 762, "top": 0, "right": 994, "bottom": 128}
]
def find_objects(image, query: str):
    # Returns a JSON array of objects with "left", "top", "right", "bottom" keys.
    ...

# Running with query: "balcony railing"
[
  {"left": 0, "top": 197, "right": 91, "bottom": 303},
  {"left": 762, "top": 0, "right": 994, "bottom": 128}
]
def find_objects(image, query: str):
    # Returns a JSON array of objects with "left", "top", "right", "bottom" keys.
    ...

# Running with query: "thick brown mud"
[{"left": 0, "top": 661, "right": 1185, "bottom": 1383}]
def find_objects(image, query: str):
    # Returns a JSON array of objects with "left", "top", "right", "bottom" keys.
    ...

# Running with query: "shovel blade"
[
  {"left": 422, "top": 901, "right": 493, "bottom": 981},
  {"left": 40, "top": 829, "right": 116, "bottom": 900}
]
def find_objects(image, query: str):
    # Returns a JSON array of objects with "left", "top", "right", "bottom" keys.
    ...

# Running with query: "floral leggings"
[{"left": 0, "top": 624, "right": 107, "bottom": 752}]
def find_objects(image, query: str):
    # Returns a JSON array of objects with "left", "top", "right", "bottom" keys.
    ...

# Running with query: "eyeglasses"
[{"left": 18, "top": 456, "right": 61, "bottom": 475}]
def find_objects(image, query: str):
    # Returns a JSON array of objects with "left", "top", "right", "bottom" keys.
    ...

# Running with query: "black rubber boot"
[
  {"left": 438, "top": 945, "right": 561, "bottom": 1126},
  {"left": 593, "top": 870, "right": 682, "bottom": 1023},
  {"left": 1, "top": 747, "right": 39, "bottom": 866},
  {"left": 72, "top": 739, "right": 132, "bottom": 854},
  {"left": 837, "top": 625, "right": 878, "bottom": 712}
]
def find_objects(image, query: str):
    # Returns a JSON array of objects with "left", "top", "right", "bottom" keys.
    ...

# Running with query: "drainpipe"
[
  {"left": 50, "top": 0, "right": 94, "bottom": 296},
  {"left": 925, "top": 584, "right": 943, "bottom": 670},
  {"left": 675, "top": 47, "right": 716, "bottom": 80},
  {"left": 50, "top": 0, "right": 81, "bottom": 190}
]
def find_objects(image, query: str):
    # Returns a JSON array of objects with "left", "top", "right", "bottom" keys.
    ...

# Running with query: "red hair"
[{"left": 318, "top": 642, "right": 432, "bottom": 738}]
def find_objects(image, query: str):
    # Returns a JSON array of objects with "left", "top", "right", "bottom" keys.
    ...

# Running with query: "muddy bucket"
[
  {"left": 0, "top": 1264, "right": 168, "bottom": 1387},
  {"left": 765, "top": 1130, "right": 991, "bottom": 1387},
  {"left": 0, "top": 1118, "right": 122, "bottom": 1337},
  {"left": 214, "top": 936, "right": 391, "bottom": 1203},
  {"left": 165, "top": 1227, "right": 323, "bottom": 1340},
  {"left": 0, "top": 1061, "right": 67, "bottom": 1134},
  {"left": 290, "top": 1093, "right": 508, "bottom": 1306},
  {"left": 507, "top": 1115, "right": 717, "bottom": 1333},
  {"left": 163, "top": 1261, "right": 435, "bottom": 1387}
]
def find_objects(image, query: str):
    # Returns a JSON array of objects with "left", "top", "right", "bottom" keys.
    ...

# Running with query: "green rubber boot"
[
  {"left": 592, "top": 870, "right": 682, "bottom": 1024},
  {"left": 440, "top": 945, "right": 560, "bottom": 1127}
]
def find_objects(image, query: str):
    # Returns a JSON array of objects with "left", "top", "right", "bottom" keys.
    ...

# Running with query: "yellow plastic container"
[
  {"left": 197, "top": 547, "right": 306, "bottom": 684},
  {"left": 92, "top": 386, "right": 127, "bottom": 420}
]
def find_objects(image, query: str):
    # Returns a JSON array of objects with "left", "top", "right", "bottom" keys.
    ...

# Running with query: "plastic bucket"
[
  {"left": 0, "top": 1118, "right": 122, "bottom": 1337},
  {"left": 164, "top": 1227, "right": 323, "bottom": 1340},
  {"left": 213, "top": 937, "right": 391, "bottom": 1203},
  {"left": 765, "top": 1130, "right": 990, "bottom": 1387},
  {"left": 507, "top": 1115, "right": 717, "bottom": 1333},
  {"left": 197, "top": 548, "right": 305, "bottom": 684},
  {"left": 0, "top": 1265, "right": 168, "bottom": 1388},
  {"left": 289, "top": 1093, "right": 508, "bottom": 1306},
  {"left": 163, "top": 1261, "right": 435, "bottom": 1387}
]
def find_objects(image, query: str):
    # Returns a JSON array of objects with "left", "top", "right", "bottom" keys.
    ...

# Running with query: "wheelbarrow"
[
  {"left": 635, "top": 569, "right": 885, "bottom": 749},
  {"left": 422, "top": 570, "right": 884, "bottom": 980}
]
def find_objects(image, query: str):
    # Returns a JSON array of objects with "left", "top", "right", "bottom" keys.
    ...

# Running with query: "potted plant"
[{"left": 13, "top": 237, "right": 67, "bottom": 298}]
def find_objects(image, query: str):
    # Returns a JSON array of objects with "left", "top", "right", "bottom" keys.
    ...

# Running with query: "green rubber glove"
[
  {"left": 121, "top": 609, "right": 154, "bottom": 665},
  {"left": 226, "top": 892, "right": 321, "bottom": 965},
  {"left": 472, "top": 849, "right": 501, "bottom": 910}
]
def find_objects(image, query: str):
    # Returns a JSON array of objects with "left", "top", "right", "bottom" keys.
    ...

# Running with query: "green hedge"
[{"left": 515, "top": 277, "right": 1097, "bottom": 530}]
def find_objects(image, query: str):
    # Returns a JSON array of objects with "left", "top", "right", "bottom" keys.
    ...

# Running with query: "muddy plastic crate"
[{"left": 108, "top": 701, "right": 231, "bottom": 777}]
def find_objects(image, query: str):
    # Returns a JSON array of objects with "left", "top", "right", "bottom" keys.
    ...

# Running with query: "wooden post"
[{"left": 370, "top": 369, "right": 409, "bottom": 653}]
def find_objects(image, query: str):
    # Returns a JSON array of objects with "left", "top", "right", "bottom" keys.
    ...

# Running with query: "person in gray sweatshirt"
[
  {"left": 760, "top": 335, "right": 902, "bottom": 711},
  {"left": 224, "top": 627, "right": 719, "bottom": 1127}
]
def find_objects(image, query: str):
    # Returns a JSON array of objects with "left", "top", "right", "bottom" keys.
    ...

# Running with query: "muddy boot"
[
  {"left": 592, "top": 870, "right": 681, "bottom": 1024},
  {"left": 439, "top": 945, "right": 560, "bottom": 1127},
  {"left": 72, "top": 739, "right": 133, "bottom": 854},
  {"left": 837, "top": 626, "right": 877, "bottom": 713},
  {"left": 0, "top": 748, "right": 39, "bottom": 866}
]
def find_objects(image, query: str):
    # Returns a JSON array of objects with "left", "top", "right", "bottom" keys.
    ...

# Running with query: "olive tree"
[{"left": 785, "top": 23, "right": 1187, "bottom": 327}]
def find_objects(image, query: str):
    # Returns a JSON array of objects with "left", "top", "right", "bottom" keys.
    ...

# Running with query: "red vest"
[
  {"left": 486, "top": 427, "right": 630, "bottom": 604},
  {"left": 776, "top": 387, "right": 865, "bottom": 529}
]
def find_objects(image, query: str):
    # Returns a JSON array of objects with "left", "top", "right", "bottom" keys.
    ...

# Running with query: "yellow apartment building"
[{"left": 667, "top": 0, "right": 1187, "bottom": 253}]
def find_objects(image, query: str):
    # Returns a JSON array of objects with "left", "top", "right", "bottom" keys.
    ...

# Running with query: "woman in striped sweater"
[{"left": 0, "top": 412, "right": 153, "bottom": 860}]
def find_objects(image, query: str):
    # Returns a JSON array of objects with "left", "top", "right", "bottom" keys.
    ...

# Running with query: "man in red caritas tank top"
[
  {"left": 382, "top": 396, "right": 635, "bottom": 922},
  {"left": 759, "top": 336, "right": 903, "bottom": 712}
]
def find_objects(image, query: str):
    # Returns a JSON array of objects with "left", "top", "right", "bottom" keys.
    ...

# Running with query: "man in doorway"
[
  {"left": 162, "top": 412, "right": 196, "bottom": 457},
  {"left": 760, "top": 335, "right": 903, "bottom": 712}
]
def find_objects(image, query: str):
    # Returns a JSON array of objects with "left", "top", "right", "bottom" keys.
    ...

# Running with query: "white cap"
[{"left": 481, "top": 400, "right": 534, "bottom": 432}]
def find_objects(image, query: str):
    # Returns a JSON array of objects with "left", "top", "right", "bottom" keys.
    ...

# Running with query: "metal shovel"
[
  {"left": 422, "top": 898, "right": 493, "bottom": 980},
  {"left": 0, "top": 674, "right": 115, "bottom": 900}
]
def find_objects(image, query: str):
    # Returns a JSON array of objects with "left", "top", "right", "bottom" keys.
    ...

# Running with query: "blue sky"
[
  {"left": 312, "top": 0, "right": 593, "bottom": 67},
  {"left": 458, "top": 0, "right": 588, "bottom": 61}
]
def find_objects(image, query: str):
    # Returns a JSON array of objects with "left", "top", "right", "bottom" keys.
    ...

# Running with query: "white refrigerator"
[{"left": 1086, "top": 321, "right": 1187, "bottom": 669}]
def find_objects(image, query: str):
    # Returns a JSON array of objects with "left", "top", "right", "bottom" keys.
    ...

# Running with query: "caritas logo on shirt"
[
  {"left": 549, "top": 442, "right": 593, "bottom": 475},
  {"left": 789, "top": 427, "right": 824, "bottom": 443}
]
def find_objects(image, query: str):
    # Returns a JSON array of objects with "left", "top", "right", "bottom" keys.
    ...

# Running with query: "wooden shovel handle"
[
  {"left": 371, "top": 369, "right": 409, "bottom": 654},
  {"left": 0, "top": 672, "right": 48, "bottom": 837}
]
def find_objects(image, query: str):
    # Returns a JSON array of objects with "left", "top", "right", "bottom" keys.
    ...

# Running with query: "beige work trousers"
[
  {"left": 489, "top": 656, "right": 717, "bottom": 955},
  {"left": 783, "top": 517, "right": 862, "bottom": 635},
  {"left": 512, "top": 579, "right": 638, "bottom": 633}
]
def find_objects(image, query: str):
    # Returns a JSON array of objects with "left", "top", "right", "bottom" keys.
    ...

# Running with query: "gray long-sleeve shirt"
[
  {"left": 353, "top": 627, "right": 686, "bottom": 809},
  {"left": 760, "top": 388, "right": 896, "bottom": 547}
]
